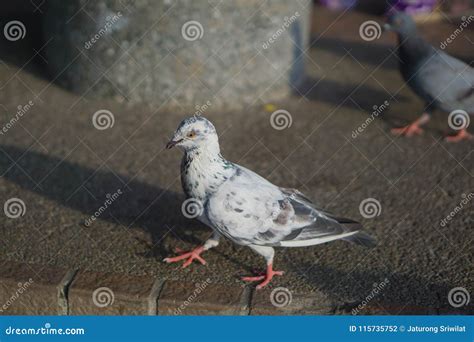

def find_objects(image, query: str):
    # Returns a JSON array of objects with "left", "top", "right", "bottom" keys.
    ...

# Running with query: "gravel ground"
[{"left": 0, "top": 7, "right": 472, "bottom": 314}]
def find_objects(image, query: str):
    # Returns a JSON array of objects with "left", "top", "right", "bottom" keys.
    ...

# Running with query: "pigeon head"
[
  {"left": 166, "top": 116, "right": 219, "bottom": 152},
  {"left": 384, "top": 12, "right": 417, "bottom": 37}
]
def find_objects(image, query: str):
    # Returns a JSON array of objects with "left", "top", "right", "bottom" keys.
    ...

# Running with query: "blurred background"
[{"left": 0, "top": 0, "right": 473, "bottom": 109}]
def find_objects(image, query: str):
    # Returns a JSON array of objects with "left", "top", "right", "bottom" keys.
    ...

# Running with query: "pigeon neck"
[
  {"left": 397, "top": 33, "right": 434, "bottom": 64},
  {"left": 185, "top": 140, "right": 220, "bottom": 159},
  {"left": 181, "top": 147, "right": 234, "bottom": 201},
  {"left": 397, "top": 31, "right": 418, "bottom": 46}
]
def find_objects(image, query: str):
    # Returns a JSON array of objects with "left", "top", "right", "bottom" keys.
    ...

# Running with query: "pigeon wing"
[
  {"left": 205, "top": 166, "right": 372, "bottom": 247},
  {"left": 415, "top": 51, "right": 474, "bottom": 112}
]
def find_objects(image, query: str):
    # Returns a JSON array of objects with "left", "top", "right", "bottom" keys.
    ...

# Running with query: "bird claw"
[
  {"left": 444, "top": 129, "right": 473, "bottom": 142},
  {"left": 241, "top": 275, "right": 266, "bottom": 282},
  {"left": 174, "top": 247, "right": 187, "bottom": 254},
  {"left": 391, "top": 124, "right": 423, "bottom": 137},
  {"left": 241, "top": 264, "right": 284, "bottom": 289},
  {"left": 164, "top": 246, "right": 207, "bottom": 268}
]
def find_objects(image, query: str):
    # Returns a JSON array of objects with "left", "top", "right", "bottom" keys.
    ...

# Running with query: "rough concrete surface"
[
  {"left": 43, "top": 0, "right": 311, "bottom": 110},
  {"left": 0, "top": 6, "right": 472, "bottom": 314}
]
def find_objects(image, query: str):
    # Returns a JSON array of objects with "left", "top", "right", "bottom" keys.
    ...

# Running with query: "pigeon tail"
[
  {"left": 334, "top": 217, "right": 376, "bottom": 248},
  {"left": 276, "top": 214, "right": 376, "bottom": 248},
  {"left": 343, "top": 231, "right": 376, "bottom": 248}
]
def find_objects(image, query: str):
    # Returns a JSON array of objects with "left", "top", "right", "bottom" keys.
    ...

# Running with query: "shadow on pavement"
[
  {"left": 296, "top": 76, "right": 405, "bottom": 111},
  {"left": 310, "top": 29, "right": 473, "bottom": 68},
  {"left": 0, "top": 14, "right": 49, "bottom": 80},
  {"left": 298, "top": 263, "right": 472, "bottom": 315},
  {"left": 0, "top": 144, "right": 208, "bottom": 259},
  {"left": 309, "top": 37, "right": 400, "bottom": 70}
]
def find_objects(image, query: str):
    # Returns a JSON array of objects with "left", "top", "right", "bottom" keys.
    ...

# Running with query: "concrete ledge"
[
  {"left": 0, "top": 261, "right": 69, "bottom": 315},
  {"left": 68, "top": 270, "right": 158, "bottom": 315},
  {"left": 0, "top": 260, "right": 467, "bottom": 315},
  {"left": 157, "top": 280, "right": 249, "bottom": 315},
  {"left": 250, "top": 287, "right": 333, "bottom": 315}
]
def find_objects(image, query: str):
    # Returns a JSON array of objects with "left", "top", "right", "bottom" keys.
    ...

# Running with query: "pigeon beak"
[
  {"left": 166, "top": 138, "right": 183, "bottom": 149},
  {"left": 382, "top": 23, "right": 392, "bottom": 32}
]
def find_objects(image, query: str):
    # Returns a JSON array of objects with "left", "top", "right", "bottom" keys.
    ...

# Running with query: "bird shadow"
[
  {"left": 296, "top": 263, "right": 473, "bottom": 314},
  {"left": 295, "top": 76, "right": 406, "bottom": 112},
  {"left": 0, "top": 144, "right": 209, "bottom": 260},
  {"left": 295, "top": 35, "right": 411, "bottom": 111},
  {"left": 309, "top": 37, "right": 400, "bottom": 70},
  {"left": 310, "top": 29, "right": 473, "bottom": 68}
]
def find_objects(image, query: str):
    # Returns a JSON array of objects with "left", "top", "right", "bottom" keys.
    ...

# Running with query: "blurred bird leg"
[
  {"left": 391, "top": 112, "right": 430, "bottom": 137},
  {"left": 445, "top": 129, "right": 473, "bottom": 142}
]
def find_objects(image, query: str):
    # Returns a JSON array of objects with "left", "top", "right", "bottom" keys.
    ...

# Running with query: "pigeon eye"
[{"left": 187, "top": 131, "right": 196, "bottom": 138}]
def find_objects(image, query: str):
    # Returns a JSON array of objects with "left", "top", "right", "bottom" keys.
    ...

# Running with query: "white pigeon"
[{"left": 164, "top": 116, "right": 376, "bottom": 289}]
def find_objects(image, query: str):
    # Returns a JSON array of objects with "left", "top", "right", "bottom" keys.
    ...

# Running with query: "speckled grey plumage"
[
  {"left": 169, "top": 116, "right": 376, "bottom": 249},
  {"left": 388, "top": 12, "right": 473, "bottom": 114}
]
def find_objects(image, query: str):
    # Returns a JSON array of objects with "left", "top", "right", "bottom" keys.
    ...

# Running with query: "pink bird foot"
[
  {"left": 445, "top": 129, "right": 473, "bottom": 142},
  {"left": 242, "top": 263, "right": 284, "bottom": 289},
  {"left": 391, "top": 122, "right": 424, "bottom": 137},
  {"left": 163, "top": 246, "right": 207, "bottom": 268}
]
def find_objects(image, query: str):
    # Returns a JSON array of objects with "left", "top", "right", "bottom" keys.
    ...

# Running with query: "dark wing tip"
[{"left": 344, "top": 231, "right": 377, "bottom": 248}]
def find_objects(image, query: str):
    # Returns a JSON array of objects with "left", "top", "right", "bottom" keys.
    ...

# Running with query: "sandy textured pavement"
[{"left": 0, "top": 7, "right": 472, "bottom": 314}]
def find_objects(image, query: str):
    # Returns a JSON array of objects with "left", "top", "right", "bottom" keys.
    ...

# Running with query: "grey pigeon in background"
[
  {"left": 384, "top": 12, "right": 473, "bottom": 142},
  {"left": 164, "top": 116, "right": 375, "bottom": 289}
]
